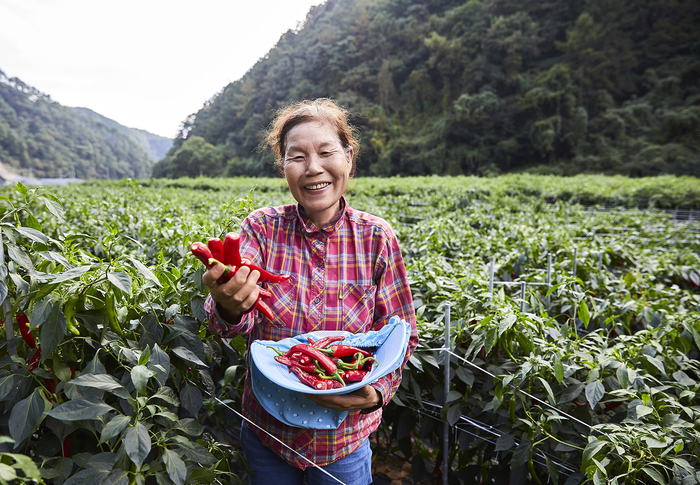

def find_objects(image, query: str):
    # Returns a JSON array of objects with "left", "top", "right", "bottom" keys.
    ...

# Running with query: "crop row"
[{"left": 0, "top": 176, "right": 697, "bottom": 484}]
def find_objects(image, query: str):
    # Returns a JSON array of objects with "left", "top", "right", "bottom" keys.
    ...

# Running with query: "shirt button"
[
  {"left": 316, "top": 261, "right": 323, "bottom": 268},
  {"left": 313, "top": 297, "right": 320, "bottom": 304}
]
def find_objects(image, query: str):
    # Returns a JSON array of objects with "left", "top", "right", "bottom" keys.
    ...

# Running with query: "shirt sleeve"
[
  {"left": 204, "top": 213, "right": 266, "bottom": 339},
  {"left": 367, "top": 227, "right": 418, "bottom": 408}
]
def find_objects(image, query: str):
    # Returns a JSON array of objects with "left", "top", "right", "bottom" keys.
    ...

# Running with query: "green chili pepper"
[{"left": 105, "top": 294, "right": 123, "bottom": 337}]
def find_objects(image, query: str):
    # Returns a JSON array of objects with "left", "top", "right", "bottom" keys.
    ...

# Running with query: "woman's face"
[{"left": 283, "top": 121, "right": 353, "bottom": 228}]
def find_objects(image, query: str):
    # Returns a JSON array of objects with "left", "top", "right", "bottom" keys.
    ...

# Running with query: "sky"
[{"left": 0, "top": 0, "right": 322, "bottom": 138}]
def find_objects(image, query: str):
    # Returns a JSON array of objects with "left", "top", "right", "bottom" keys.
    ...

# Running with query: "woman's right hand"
[{"left": 202, "top": 263, "right": 261, "bottom": 322}]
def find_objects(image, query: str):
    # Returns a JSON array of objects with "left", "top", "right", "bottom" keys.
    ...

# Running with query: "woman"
[{"left": 203, "top": 98, "right": 418, "bottom": 485}]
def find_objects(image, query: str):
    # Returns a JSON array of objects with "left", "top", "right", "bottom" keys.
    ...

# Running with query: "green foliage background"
[{"left": 154, "top": 0, "right": 700, "bottom": 178}]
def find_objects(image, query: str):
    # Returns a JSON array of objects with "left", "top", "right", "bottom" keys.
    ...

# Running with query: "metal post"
[
  {"left": 546, "top": 253, "right": 552, "bottom": 311},
  {"left": 443, "top": 303, "right": 451, "bottom": 485},
  {"left": 488, "top": 257, "right": 495, "bottom": 302},
  {"left": 520, "top": 282, "right": 526, "bottom": 312}
]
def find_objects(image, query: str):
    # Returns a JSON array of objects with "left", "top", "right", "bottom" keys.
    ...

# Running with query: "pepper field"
[{"left": 0, "top": 174, "right": 698, "bottom": 485}]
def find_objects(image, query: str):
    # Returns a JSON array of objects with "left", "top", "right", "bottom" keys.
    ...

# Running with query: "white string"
[
  {"left": 190, "top": 382, "right": 348, "bottom": 485},
  {"left": 415, "top": 348, "right": 598, "bottom": 433}
]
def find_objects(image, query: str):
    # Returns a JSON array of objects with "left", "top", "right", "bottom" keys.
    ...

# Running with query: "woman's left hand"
[{"left": 304, "top": 385, "right": 382, "bottom": 412}]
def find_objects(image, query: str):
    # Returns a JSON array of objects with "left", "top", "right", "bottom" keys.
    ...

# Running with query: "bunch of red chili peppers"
[
  {"left": 269, "top": 336, "right": 377, "bottom": 390},
  {"left": 190, "top": 232, "right": 290, "bottom": 324}
]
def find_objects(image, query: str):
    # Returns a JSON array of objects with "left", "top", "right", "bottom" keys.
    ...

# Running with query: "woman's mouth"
[{"left": 305, "top": 182, "right": 331, "bottom": 190}]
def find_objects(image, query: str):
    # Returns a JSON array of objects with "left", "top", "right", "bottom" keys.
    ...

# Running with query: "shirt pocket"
[
  {"left": 257, "top": 278, "right": 296, "bottom": 328},
  {"left": 341, "top": 283, "right": 377, "bottom": 332}
]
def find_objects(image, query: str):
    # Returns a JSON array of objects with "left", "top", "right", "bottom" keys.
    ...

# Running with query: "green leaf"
[
  {"left": 456, "top": 367, "right": 474, "bottom": 387},
  {"left": 171, "top": 346, "right": 208, "bottom": 367},
  {"left": 39, "top": 302, "right": 68, "bottom": 361},
  {"left": 644, "top": 437, "right": 667, "bottom": 448},
  {"left": 585, "top": 380, "right": 605, "bottom": 409},
  {"left": 9, "top": 389, "right": 44, "bottom": 446},
  {"left": 46, "top": 397, "right": 113, "bottom": 421},
  {"left": 494, "top": 433, "right": 514, "bottom": 451},
  {"left": 445, "top": 402, "right": 461, "bottom": 426},
  {"left": 163, "top": 448, "right": 187, "bottom": 485},
  {"left": 511, "top": 437, "right": 531, "bottom": 469},
  {"left": 445, "top": 390, "right": 462, "bottom": 404},
  {"left": 672, "top": 371, "right": 696, "bottom": 387},
  {"left": 643, "top": 355, "right": 666, "bottom": 375},
  {"left": 40, "top": 196, "right": 65, "bottom": 221},
  {"left": 71, "top": 373, "right": 122, "bottom": 391},
  {"left": 15, "top": 181, "right": 29, "bottom": 197},
  {"left": 559, "top": 382, "right": 583, "bottom": 404},
  {"left": 148, "top": 344, "right": 171, "bottom": 387},
  {"left": 100, "top": 414, "right": 131, "bottom": 444},
  {"left": 125, "top": 422, "right": 151, "bottom": 470},
  {"left": 553, "top": 353, "right": 564, "bottom": 384},
  {"left": 63, "top": 469, "right": 111, "bottom": 485},
  {"left": 26, "top": 212, "right": 42, "bottom": 231},
  {"left": 108, "top": 272, "right": 132, "bottom": 295},
  {"left": 578, "top": 300, "right": 591, "bottom": 327},
  {"left": 537, "top": 377, "right": 556, "bottom": 405},
  {"left": 139, "top": 346, "right": 152, "bottom": 366},
  {"left": 14, "top": 226, "right": 48, "bottom": 244},
  {"left": 129, "top": 258, "right": 162, "bottom": 287},
  {"left": 582, "top": 439, "right": 606, "bottom": 467},
  {"left": 7, "top": 244, "right": 34, "bottom": 270},
  {"left": 131, "top": 365, "right": 154, "bottom": 394},
  {"left": 53, "top": 266, "right": 91, "bottom": 284},
  {"left": 636, "top": 405, "right": 654, "bottom": 419},
  {"left": 28, "top": 298, "right": 52, "bottom": 331},
  {"left": 178, "top": 418, "right": 204, "bottom": 437},
  {"left": 616, "top": 366, "right": 629, "bottom": 389},
  {"left": 641, "top": 467, "right": 666, "bottom": 485},
  {"left": 0, "top": 374, "right": 24, "bottom": 401},
  {"left": 1, "top": 452, "right": 42, "bottom": 480},
  {"left": 180, "top": 384, "right": 203, "bottom": 417}
]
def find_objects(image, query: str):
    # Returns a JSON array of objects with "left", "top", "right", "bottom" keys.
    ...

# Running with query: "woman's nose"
[{"left": 305, "top": 153, "right": 323, "bottom": 174}]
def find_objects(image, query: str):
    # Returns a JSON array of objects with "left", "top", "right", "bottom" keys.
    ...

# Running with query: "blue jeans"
[{"left": 240, "top": 423, "right": 372, "bottom": 485}]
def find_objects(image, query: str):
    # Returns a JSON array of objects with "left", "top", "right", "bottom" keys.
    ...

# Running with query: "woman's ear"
[{"left": 345, "top": 146, "right": 354, "bottom": 166}]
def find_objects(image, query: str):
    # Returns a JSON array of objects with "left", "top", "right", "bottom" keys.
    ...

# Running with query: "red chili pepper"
[
  {"left": 322, "top": 345, "right": 372, "bottom": 358},
  {"left": 255, "top": 300, "right": 276, "bottom": 322},
  {"left": 307, "top": 335, "right": 345, "bottom": 349},
  {"left": 27, "top": 348, "right": 41, "bottom": 371},
  {"left": 341, "top": 370, "right": 368, "bottom": 382},
  {"left": 275, "top": 355, "right": 317, "bottom": 373},
  {"left": 208, "top": 238, "right": 224, "bottom": 262},
  {"left": 62, "top": 438, "right": 70, "bottom": 458},
  {"left": 288, "top": 344, "right": 338, "bottom": 375},
  {"left": 223, "top": 232, "right": 242, "bottom": 266},
  {"left": 16, "top": 313, "right": 36, "bottom": 349},
  {"left": 289, "top": 366, "right": 331, "bottom": 390},
  {"left": 190, "top": 242, "right": 214, "bottom": 269}
]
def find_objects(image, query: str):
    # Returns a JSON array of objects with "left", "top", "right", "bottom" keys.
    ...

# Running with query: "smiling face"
[{"left": 283, "top": 121, "right": 353, "bottom": 228}]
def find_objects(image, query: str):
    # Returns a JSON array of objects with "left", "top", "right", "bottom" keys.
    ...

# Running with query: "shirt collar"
[{"left": 296, "top": 197, "right": 347, "bottom": 236}]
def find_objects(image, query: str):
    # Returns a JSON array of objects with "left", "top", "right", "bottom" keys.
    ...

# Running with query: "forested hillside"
[
  {"left": 0, "top": 70, "right": 155, "bottom": 179},
  {"left": 73, "top": 107, "right": 173, "bottom": 162},
  {"left": 154, "top": 0, "right": 700, "bottom": 178}
]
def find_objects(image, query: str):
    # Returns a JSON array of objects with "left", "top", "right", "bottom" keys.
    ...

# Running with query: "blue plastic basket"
[{"left": 249, "top": 316, "right": 411, "bottom": 429}]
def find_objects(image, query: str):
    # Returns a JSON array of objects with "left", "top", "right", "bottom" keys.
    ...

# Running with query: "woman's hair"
[{"left": 263, "top": 98, "right": 360, "bottom": 176}]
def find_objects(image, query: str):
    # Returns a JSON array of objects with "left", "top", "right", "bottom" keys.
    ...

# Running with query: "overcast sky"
[{"left": 0, "top": 0, "right": 321, "bottom": 138}]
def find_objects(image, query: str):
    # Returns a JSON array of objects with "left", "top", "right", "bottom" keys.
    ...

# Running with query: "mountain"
[
  {"left": 72, "top": 108, "right": 172, "bottom": 162},
  {"left": 0, "top": 69, "right": 159, "bottom": 179},
  {"left": 154, "top": 0, "right": 700, "bottom": 178}
]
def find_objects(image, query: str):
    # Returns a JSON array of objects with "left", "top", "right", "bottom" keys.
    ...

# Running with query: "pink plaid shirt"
[{"left": 205, "top": 198, "right": 418, "bottom": 468}]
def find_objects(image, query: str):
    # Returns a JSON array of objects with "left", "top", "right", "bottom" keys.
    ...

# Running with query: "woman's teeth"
[{"left": 306, "top": 182, "right": 330, "bottom": 190}]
